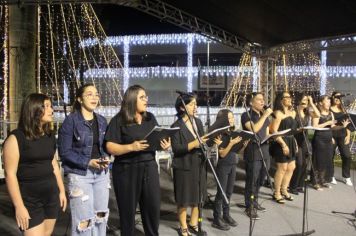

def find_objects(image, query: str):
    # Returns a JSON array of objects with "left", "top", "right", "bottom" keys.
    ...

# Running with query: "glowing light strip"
[
  {"left": 82, "top": 66, "right": 356, "bottom": 79},
  {"left": 123, "top": 36, "right": 129, "bottom": 91},
  {"left": 187, "top": 34, "right": 193, "bottom": 92},
  {"left": 252, "top": 57, "right": 258, "bottom": 92},
  {"left": 320, "top": 41, "right": 327, "bottom": 95}
]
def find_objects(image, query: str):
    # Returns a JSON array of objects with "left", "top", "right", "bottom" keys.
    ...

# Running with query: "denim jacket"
[{"left": 58, "top": 111, "right": 108, "bottom": 175}]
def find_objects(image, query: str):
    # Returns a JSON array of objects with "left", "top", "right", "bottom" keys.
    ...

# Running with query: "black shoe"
[
  {"left": 244, "top": 208, "right": 260, "bottom": 220},
  {"left": 188, "top": 224, "right": 206, "bottom": 235},
  {"left": 254, "top": 203, "right": 267, "bottom": 212},
  {"left": 223, "top": 215, "right": 238, "bottom": 227},
  {"left": 263, "top": 181, "right": 272, "bottom": 188},
  {"left": 289, "top": 188, "right": 299, "bottom": 195},
  {"left": 296, "top": 187, "right": 304, "bottom": 193},
  {"left": 178, "top": 227, "right": 192, "bottom": 236},
  {"left": 212, "top": 218, "right": 230, "bottom": 231}
]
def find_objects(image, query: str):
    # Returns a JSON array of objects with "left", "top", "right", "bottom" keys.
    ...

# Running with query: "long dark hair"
[
  {"left": 317, "top": 95, "right": 330, "bottom": 111},
  {"left": 18, "top": 93, "right": 52, "bottom": 140},
  {"left": 175, "top": 93, "right": 196, "bottom": 118},
  {"left": 119, "top": 84, "right": 146, "bottom": 124},
  {"left": 72, "top": 83, "right": 95, "bottom": 111},
  {"left": 273, "top": 91, "right": 290, "bottom": 112},
  {"left": 330, "top": 91, "right": 344, "bottom": 112},
  {"left": 209, "top": 109, "right": 234, "bottom": 132}
]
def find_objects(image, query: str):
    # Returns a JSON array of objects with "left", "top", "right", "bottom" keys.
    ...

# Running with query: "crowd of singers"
[{"left": 3, "top": 84, "right": 353, "bottom": 236}]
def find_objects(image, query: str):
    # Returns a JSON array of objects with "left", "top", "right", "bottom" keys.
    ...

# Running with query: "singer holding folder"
[
  {"left": 241, "top": 92, "right": 273, "bottom": 219},
  {"left": 270, "top": 92, "right": 298, "bottom": 203},
  {"left": 210, "top": 109, "right": 244, "bottom": 230},
  {"left": 170, "top": 93, "right": 209, "bottom": 236},
  {"left": 105, "top": 85, "right": 171, "bottom": 236}
]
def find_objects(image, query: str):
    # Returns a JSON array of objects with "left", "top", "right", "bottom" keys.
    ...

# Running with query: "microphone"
[
  {"left": 334, "top": 93, "right": 352, "bottom": 98},
  {"left": 263, "top": 105, "right": 276, "bottom": 118}
]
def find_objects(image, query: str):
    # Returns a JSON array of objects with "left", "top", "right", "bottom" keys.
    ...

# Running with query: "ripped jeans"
[{"left": 67, "top": 168, "right": 110, "bottom": 236}]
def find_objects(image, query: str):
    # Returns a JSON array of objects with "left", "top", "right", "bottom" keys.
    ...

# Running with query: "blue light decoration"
[
  {"left": 81, "top": 33, "right": 211, "bottom": 91},
  {"left": 79, "top": 34, "right": 356, "bottom": 93},
  {"left": 252, "top": 57, "right": 258, "bottom": 92},
  {"left": 320, "top": 41, "right": 327, "bottom": 95}
]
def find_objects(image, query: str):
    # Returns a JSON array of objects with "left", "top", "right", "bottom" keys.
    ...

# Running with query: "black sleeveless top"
[
  {"left": 332, "top": 110, "right": 347, "bottom": 138},
  {"left": 315, "top": 113, "right": 333, "bottom": 139},
  {"left": 271, "top": 116, "right": 298, "bottom": 158},
  {"left": 295, "top": 112, "right": 309, "bottom": 146},
  {"left": 10, "top": 129, "right": 56, "bottom": 182}
]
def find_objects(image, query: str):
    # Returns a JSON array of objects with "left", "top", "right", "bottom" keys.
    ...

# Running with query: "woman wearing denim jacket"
[{"left": 58, "top": 83, "right": 110, "bottom": 236}]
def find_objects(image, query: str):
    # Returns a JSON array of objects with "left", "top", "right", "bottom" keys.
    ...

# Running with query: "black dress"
[
  {"left": 290, "top": 112, "right": 310, "bottom": 190},
  {"left": 9, "top": 129, "right": 59, "bottom": 230},
  {"left": 171, "top": 117, "right": 206, "bottom": 207},
  {"left": 271, "top": 116, "right": 298, "bottom": 163},
  {"left": 312, "top": 113, "right": 333, "bottom": 185}
]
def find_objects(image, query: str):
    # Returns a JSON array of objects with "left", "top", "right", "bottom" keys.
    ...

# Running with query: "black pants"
[
  {"left": 244, "top": 159, "right": 267, "bottom": 208},
  {"left": 290, "top": 142, "right": 309, "bottom": 189},
  {"left": 312, "top": 134, "right": 333, "bottom": 185},
  {"left": 213, "top": 163, "right": 236, "bottom": 220},
  {"left": 112, "top": 160, "right": 160, "bottom": 236},
  {"left": 328, "top": 135, "right": 351, "bottom": 179}
]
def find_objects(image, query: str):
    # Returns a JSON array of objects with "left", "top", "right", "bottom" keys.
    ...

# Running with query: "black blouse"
[{"left": 105, "top": 112, "right": 158, "bottom": 163}]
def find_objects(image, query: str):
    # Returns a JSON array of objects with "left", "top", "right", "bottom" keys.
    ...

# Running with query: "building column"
[{"left": 8, "top": 5, "right": 37, "bottom": 128}]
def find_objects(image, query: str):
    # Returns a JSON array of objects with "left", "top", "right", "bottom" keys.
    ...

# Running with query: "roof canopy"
[{"left": 161, "top": 0, "right": 356, "bottom": 47}]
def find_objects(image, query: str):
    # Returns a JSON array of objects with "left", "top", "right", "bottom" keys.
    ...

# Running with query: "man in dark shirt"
[{"left": 241, "top": 92, "right": 273, "bottom": 219}]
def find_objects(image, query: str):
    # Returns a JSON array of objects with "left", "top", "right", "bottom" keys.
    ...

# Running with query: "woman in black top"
[
  {"left": 270, "top": 92, "right": 298, "bottom": 203},
  {"left": 312, "top": 95, "right": 335, "bottom": 190},
  {"left": 105, "top": 85, "right": 171, "bottom": 236},
  {"left": 4, "top": 93, "right": 67, "bottom": 235},
  {"left": 329, "top": 91, "right": 352, "bottom": 186},
  {"left": 210, "top": 109, "right": 243, "bottom": 231},
  {"left": 289, "top": 94, "right": 320, "bottom": 194},
  {"left": 171, "top": 93, "right": 208, "bottom": 236}
]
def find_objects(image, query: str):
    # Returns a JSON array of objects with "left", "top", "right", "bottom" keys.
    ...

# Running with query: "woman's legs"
[
  {"left": 274, "top": 162, "right": 287, "bottom": 199},
  {"left": 281, "top": 161, "right": 296, "bottom": 195}
]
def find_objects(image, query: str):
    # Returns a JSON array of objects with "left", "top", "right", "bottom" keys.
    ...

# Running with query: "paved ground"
[{"left": 1, "top": 161, "right": 356, "bottom": 236}]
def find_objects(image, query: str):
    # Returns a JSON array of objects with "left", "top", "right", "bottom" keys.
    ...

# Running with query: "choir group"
[{"left": 3, "top": 84, "right": 353, "bottom": 236}]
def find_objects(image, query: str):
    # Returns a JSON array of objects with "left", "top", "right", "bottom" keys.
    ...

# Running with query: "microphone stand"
[
  {"left": 178, "top": 94, "right": 229, "bottom": 236},
  {"left": 284, "top": 107, "right": 316, "bottom": 236},
  {"left": 241, "top": 96, "right": 274, "bottom": 236}
]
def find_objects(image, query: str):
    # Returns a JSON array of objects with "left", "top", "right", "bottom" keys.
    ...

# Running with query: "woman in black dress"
[
  {"left": 4, "top": 93, "right": 67, "bottom": 235},
  {"left": 171, "top": 93, "right": 208, "bottom": 236},
  {"left": 329, "top": 91, "right": 352, "bottom": 186},
  {"left": 312, "top": 95, "right": 335, "bottom": 190},
  {"left": 289, "top": 94, "right": 320, "bottom": 194},
  {"left": 105, "top": 85, "right": 171, "bottom": 236},
  {"left": 270, "top": 92, "right": 298, "bottom": 203}
]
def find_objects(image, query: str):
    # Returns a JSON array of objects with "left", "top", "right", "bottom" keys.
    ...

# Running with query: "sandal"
[
  {"left": 188, "top": 224, "right": 199, "bottom": 234},
  {"left": 178, "top": 227, "right": 191, "bottom": 236},
  {"left": 272, "top": 193, "right": 285, "bottom": 204},
  {"left": 281, "top": 192, "right": 294, "bottom": 201}
]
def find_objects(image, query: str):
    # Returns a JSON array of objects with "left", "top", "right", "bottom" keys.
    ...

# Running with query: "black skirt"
[
  {"left": 173, "top": 155, "right": 207, "bottom": 207},
  {"left": 270, "top": 136, "right": 297, "bottom": 163}
]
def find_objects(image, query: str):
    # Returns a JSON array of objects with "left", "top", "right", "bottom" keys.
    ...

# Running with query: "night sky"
[{"left": 93, "top": 4, "right": 187, "bottom": 36}]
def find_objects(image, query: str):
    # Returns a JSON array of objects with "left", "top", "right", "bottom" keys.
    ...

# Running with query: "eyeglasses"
[
  {"left": 83, "top": 93, "right": 100, "bottom": 99},
  {"left": 139, "top": 95, "right": 148, "bottom": 101}
]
